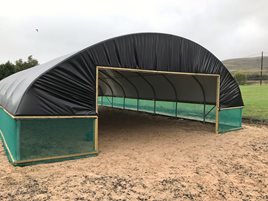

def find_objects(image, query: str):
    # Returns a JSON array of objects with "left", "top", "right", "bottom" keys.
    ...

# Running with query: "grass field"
[{"left": 240, "top": 84, "right": 268, "bottom": 120}]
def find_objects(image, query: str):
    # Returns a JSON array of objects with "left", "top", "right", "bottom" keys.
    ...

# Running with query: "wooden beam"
[
  {"left": 14, "top": 151, "right": 98, "bottom": 165},
  {"left": 14, "top": 115, "right": 98, "bottom": 119},
  {"left": 0, "top": 107, "right": 97, "bottom": 120},
  {"left": 215, "top": 76, "right": 220, "bottom": 134},
  {"left": 96, "top": 67, "right": 99, "bottom": 114},
  {"left": 219, "top": 106, "right": 244, "bottom": 110},
  {"left": 97, "top": 66, "right": 220, "bottom": 77},
  {"left": 94, "top": 118, "right": 98, "bottom": 152},
  {"left": 0, "top": 129, "right": 15, "bottom": 163}
]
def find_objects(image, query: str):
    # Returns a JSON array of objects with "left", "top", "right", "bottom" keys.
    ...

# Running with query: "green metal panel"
[
  {"left": 99, "top": 96, "right": 243, "bottom": 133},
  {"left": 102, "top": 96, "right": 113, "bottom": 107},
  {"left": 0, "top": 108, "right": 19, "bottom": 162},
  {"left": 219, "top": 108, "right": 243, "bottom": 133},
  {"left": 125, "top": 98, "right": 138, "bottom": 110},
  {"left": 19, "top": 118, "right": 96, "bottom": 161},
  {"left": 139, "top": 99, "right": 155, "bottom": 113},
  {"left": 156, "top": 100, "right": 176, "bottom": 116},
  {"left": 177, "top": 102, "right": 204, "bottom": 121},
  {"left": 113, "top": 97, "right": 124, "bottom": 109},
  {"left": 98, "top": 96, "right": 102, "bottom": 105},
  {"left": 177, "top": 103, "right": 216, "bottom": 123},
  {"left": 98, "top": 96, "right": 218, "bottom": 124}
]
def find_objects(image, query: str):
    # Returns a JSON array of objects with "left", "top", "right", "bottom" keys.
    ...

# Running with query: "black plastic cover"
[{"left": 0, "top": 33, "right": 243, "bottom": 116}]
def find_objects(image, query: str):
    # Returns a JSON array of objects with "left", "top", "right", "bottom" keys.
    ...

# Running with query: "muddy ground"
[{"left": 0, "top": 107, "right": 267, "bottom": 200}]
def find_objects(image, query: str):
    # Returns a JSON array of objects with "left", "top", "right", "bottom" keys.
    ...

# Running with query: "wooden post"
[
  {"left": 203, "top": 103, "right": 206, "bottom": 123},
  {"left": 95, "top": 67, "right": 99, "bottom": 152},
  {"left": 175, "top": 102, "right": 178, "bottom": 117},
  {"left": 13, "top": 151, "right": 98, "bottom": 165},
  {"left": 16, "top": 120, "right": 21, "bottom": 161},
  {"left": 260, "top": 51, "right": 263, "bottom": 86},
  {"left": 96, "top": 67, "right": 99, "bottom": 114},
  {"left": 94, "top": 117, "right": 98, "bottom": 152},
  {"left": 154, "top": 100, "right": 156, "bottom": 114},
  {"left": 215, "top": 76, "right": 220, "bottom": 134}
]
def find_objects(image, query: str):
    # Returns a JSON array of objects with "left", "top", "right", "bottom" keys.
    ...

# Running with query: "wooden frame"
[
  {"left": 97, "top": 66, "right": 220, "bottom": 77},
  {"left": 97, "top": 66, "right": 221, "bottom": 134},
  {"left": 13, "top": 151, "right": 98, "bottom": 165},
  {"left": 220, "top": 106, "right": 243, "bottom": 110},
  {"left": 0, "top": 65, "right": 225, "bottom": 166},
  {"left": 0, "top": 106, "right": 98, "bottom": 119}
]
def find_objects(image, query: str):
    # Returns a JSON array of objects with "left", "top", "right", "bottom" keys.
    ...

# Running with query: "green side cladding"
[
  {"left": 0, "top": 95, "right": 242, "bottom": 166},
  {"left": 218, "top": 108, "right": 243, "bottom": 133},
  {"left": 98, "top": 96, "right": 217, "bottom": 123},
  {"left": 0, "top": 107, "right": 20, "bottom": 162},
  {"left": 98, "top": 96, "right": 242, "bottom": 133},
  {"left": 0, "top": 107, "right": 96, "bottom": 164},
  {"left": 19, "top": 118, "right": 95, "bottom": 161}
]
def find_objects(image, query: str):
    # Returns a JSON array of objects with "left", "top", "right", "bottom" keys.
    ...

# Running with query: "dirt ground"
[{"left": 0, "top": 107, "right": 267, "bottom": 201}]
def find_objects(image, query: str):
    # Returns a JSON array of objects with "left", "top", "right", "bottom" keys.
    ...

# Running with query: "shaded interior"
[{"left": 98, "top": 68, "right": 218, "bottom": 105}]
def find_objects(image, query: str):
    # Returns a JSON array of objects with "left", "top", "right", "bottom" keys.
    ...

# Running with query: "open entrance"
[{"left": 96, "top": 66, "right": 221, "bottom": 134}]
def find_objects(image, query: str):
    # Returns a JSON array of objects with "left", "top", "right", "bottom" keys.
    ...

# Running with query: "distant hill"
[{"left": 222, "top": 56, "right": 268, "bottom": 73}]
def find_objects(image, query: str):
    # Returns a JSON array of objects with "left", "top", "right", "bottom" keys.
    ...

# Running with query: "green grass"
[{"left": 240, "top": 84, "right": 268, "bottom": 120}]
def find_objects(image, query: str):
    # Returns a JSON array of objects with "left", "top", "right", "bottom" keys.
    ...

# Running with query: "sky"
[{"left": 0, "top": 0, "right": 267, "bottom": 64}]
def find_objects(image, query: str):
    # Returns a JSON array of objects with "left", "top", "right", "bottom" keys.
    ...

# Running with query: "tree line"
[
  {"left": 0, "top": 56, "right": 38, "bottom": 80},
  {"left": 233, "top": 72, "right": 268, "bottom": 85}
]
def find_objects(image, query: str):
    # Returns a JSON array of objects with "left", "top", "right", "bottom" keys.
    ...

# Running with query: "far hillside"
[
  {"left": 222, "top": 56, "right": 268, "bottom": 72},
  {"left": 222, "top": 56, "right": 268, "bottom": 84}
]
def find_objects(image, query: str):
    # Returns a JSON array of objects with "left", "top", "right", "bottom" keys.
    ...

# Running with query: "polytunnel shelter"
[{"left": 0, "top": 33, "right": 244, "bottom": 165}]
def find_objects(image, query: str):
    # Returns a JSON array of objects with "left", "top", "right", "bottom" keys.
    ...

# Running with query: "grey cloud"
[{"left": 0, "top": 0, "right": 267, "bottom": 63}]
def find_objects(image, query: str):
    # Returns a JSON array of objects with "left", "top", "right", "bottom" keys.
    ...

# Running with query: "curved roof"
[{"left": 0, "top": 33, "right": 243, "bottom": 116}]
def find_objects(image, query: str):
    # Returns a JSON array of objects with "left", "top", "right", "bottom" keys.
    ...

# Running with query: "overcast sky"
[{"left": 0, "top": 0, "right": 267, "bottom": 64}]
